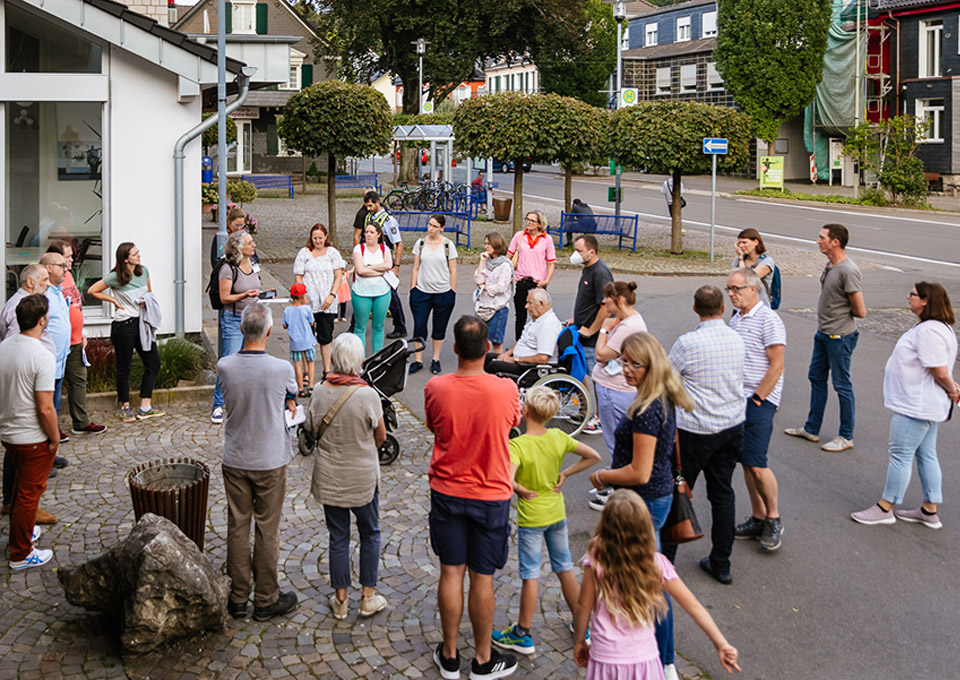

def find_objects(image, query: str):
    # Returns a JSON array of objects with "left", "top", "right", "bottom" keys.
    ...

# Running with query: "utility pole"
[
  {"left": 216, "top": 0, "right": 228, "bottom": 254},
  {"left": 853, "top": 0, "right": 862, "bottom": 198},
  {"left": 614, "top": 0, "right": 625, "bottom": 219}
]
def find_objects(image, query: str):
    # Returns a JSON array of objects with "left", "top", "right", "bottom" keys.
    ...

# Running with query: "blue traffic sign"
[{"left": 703, "top": 138, "right": 728, "bottom": 154}]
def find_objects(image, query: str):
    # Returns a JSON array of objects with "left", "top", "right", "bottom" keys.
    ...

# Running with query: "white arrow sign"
[{"left": 703, "top": 138, "right": 728, "bottom": 154}]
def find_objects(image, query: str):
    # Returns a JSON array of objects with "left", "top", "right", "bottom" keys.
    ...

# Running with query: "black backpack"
[{"left": 207, "top": 257, "right": 238, "bottom": 311}]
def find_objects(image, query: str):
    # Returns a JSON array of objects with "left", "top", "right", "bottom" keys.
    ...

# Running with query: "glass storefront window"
[
  {"left": 5, "top": 102, "right": 103, "bottom": 305},
  {"left": 5, "top": 4, "right": 102, "bottom": 73}
]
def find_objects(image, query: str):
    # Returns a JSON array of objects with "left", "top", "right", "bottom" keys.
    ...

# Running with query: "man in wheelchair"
[{"left": 484, "top": 288, "right": 563, "bottom": 380}]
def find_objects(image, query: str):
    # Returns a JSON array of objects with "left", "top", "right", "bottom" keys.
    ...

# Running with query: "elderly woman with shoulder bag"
[{"left": 306, "top": 333, "right": 388, "bottom": 620}]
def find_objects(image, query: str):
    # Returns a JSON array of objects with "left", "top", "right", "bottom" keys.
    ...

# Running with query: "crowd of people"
[{"left": 1, "top": 191, "right": 957, "bottom": 680}]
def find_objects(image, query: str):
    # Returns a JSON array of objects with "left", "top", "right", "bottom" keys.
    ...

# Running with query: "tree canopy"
[
  {"left": 201, "top": 113, "right": 237, "bottom": 151},
  {"left": 715, "top": 0, "right": 831, "bottom": 144},
  {"left": 539, "top": 94, "right": 609, "bottom": 210}
]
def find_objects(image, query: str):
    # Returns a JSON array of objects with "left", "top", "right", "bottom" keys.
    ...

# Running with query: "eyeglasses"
[
  {"left": 46, "top": 263, "right": 67, "bottom": 270},
  {"left": 908, "top": 291, "right": 921, "bottom": 298},
  {"left": 525, "top": 217, "right": 540, "bottom": 224},
  {"left": 725, "top": 284, "right": 750, "bottom": 292},
  {"left": 622, "top": 359, "right": 646, "bottom": 371}
]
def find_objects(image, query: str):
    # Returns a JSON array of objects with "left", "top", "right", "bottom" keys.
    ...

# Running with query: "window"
[
  {"left": 622, "top": 25, "right": 630, "bottom": 51},
  {"left": 656, "top": 67, "right": 672, "bottom": 95},
  {"left": 775, "top": 138, "right": 789, "bottom": 154},
  {"left": 280, "top": 54, "right": 304, "bottom": 90},
  {"left": 707, "top": 61, "right": 724, "bottom": 89},
  {"left": 677, "top": 16, "right": 691, "bottom": 42},
  {"left": 5, "top": 4, "right": 102, "bottom": 73},
  {"left": 917, "top": 98, "right": 945, "bottom": 142},
  {"left": 680, "top": 64, "right": 697, "bottom": 92},
  {"left": 702, "top": 11, "right": 717, "bottom": 38},
  {"left": 919, "top": 19, "right": 942, "bottom": 78},
  {"left": 645, "top": 23, "right": 658, "bottom": 47},
  {"left": 232, "top": 1, "right": 256, "bottom": 35}
]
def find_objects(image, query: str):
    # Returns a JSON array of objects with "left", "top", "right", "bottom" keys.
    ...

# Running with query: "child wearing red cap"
[{"left": 283, "top": 282, "right": 316, "bottom": 396}]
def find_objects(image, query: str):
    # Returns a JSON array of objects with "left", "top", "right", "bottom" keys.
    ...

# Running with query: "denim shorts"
[
  {"left": 429, "top": 489, "right": 510, "bottom": 575},
  {"left": 740, "top": 399, "right": 777, "bottom": 468},
  {"left": 486, "top": 306, "right": 509, "bottom": 345},
  {"left": 517, "top": 519, "right": 573, "bottom": 580}
]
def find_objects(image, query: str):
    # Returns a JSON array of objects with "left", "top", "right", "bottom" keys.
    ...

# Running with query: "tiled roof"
[
  {"left": 878, "top": 0, "right": 947, "bottom": 9},
  {"left": 243, "top": 89, "right": 298, "bottom": 107},
  {"left": 622, "top": 37, "right": 716, "bottom": 60},
  {"left": 629, "top": 0, "right": 716, "bottom": 20}
]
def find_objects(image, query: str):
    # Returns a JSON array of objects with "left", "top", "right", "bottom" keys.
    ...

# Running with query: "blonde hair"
[
  {"left": 621, "top": 332, "right": 695, "bottom": 418},
  {"left": 525, "top": 210, "right": 548, "bottom": 232},
  {"left": 524, "top": 386, "right": 560, "bottom": 423},
  {"left": 588, "top": 489, "right": 667, "bottom": 627}
]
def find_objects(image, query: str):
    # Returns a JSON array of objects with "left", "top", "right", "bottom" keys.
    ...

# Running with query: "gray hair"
[
  {"left": 527, "top": 287, "right": 551, "bottom": 306},
  {"left": 364, "top": 185, "right": 377, "bottom": 192},
  {"left": 330, "top": 333, "right": 365, "bottom": 376},
  {"left": 223, "top": 230, "right": 249, "bottom": 266},
  {"left": 525, "top": 209, "right": 548, "bottom": 232},
  {"left": 731, "top": 267, "right": 762, "bottom": 294},
  {"left": 240, "top": 303, "right": 272, "bottom": 341},
  {"left": 19, "top": 264, "right": 45, "bottom": 286}
]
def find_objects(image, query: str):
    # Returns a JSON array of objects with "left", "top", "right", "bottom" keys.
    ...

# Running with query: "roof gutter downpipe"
[{"left": 172, "top": 67, "right": 255, "bottom": 336}]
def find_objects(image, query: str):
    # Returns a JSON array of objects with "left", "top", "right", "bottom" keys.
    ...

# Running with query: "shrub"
[
  {"left": 85, "top": 337, "right": 209, "bottom": 393},
  {"left": 307, "top": 161, "right": 319, "bottom": 177},
  {"left": 201, "top": 183, "right": 218, "bottom": 205},
  {"left": 859, "top": 187, "right": 887, "bottom": 207}
]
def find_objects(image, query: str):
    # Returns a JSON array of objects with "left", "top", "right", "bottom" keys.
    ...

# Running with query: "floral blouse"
[
  {"left": 474, "top": 259, "right": 514, "bottom": 312},
  {"left": 294, "top": 246, "right": 346, "bottom": 314}
]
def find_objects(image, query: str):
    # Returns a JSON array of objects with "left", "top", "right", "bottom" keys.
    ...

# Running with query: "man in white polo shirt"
[
  {"left": 485, "top": 288, "right": 563, "bottom": 377},
  {"left": 727, "top": 268, "right": 787, "bottom": 552}
]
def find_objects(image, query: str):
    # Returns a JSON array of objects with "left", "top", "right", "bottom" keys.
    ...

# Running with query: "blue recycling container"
[{"left": 201, "top": 156, "right": 213, "bottom": 184}]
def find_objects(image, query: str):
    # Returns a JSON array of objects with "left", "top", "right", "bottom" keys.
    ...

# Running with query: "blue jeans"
[
  {"left": 804, "top": 330, "right": 858, "bottom": 440},
  {"left": 352, "top": 291, "right": 392, "bottom": 355},
  {"left": 646, "top": 492, "right": 674, "bottom": 667},
  {"left": 323, "top": 490, "right": 381, "bottom": 589},
  {"left": 517, "top": 520, "right": 574, "bottom": 580},
  {"left": 213, "top": 310, "right": 244, "bottom": 410},
  {"left": 409, "top": 288, "right": 456, "bottom": 342},
  {"left": 595, "top": 384, "right": 635, "bottom": 455},
  {"left": 582, "top": 345, "right": 596, "bottom": 376},
  {"left": 53, "top": 378, "right": 63, "bottom": 413},
  {"left": 486, "top": 307, "right": 509, "bottom": 345},
  {"left": 882, "top": 413, "right": 942, "bottom": 504}
]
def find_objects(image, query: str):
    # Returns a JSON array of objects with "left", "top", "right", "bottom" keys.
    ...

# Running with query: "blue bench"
[
  {"left": 393, "top": 211, "right": 471, "bottom": 249},
  {"left": 240, "top": 174, "right": 293, "bottom": 198},
  {"left": 548, "top": 212, "right": 639, "bottom": 252},
  {"left": 335, "top": 174, "right": 380, "bottom": 193}
]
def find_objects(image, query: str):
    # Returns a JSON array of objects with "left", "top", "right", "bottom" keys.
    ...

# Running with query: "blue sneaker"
[
  {"left": 492, "top": 624, "right": 534, "bottom": 655},
  {"left": 568, "top": 621, "right": 591, "bottom": 646},
  {"left": 10, "top": 548, "right": 53, "bottom": 570}
]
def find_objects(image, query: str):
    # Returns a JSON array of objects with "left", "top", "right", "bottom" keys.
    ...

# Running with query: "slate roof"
[
  {"left": 622, "top": 37, "right": 716, "bottom": 60},
  {"left": 878, "top": 0, "right": 948, "bottom": 8},
  {"left": 629, "top": 0, "right": 716, "bottom": 19}
]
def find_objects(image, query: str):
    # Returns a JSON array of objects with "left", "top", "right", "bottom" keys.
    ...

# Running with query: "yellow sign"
[
  {"left": 759, "top": 156, "right": 784, "bottom": 190},
  {"left": 422, "top": 101, "right": 434, "bottom": 114}
]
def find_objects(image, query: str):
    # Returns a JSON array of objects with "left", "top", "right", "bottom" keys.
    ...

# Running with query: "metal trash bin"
[
  {"left": 493, "top": 198, "right": 513, "bottom": 223},
  {"left": 128, "top": 458, "right": 210, "bottom": 550}
]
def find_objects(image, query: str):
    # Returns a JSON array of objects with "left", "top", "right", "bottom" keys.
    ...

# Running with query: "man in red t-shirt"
[{"left": 425, "top": 316, "right": 521, "bottom": 680}]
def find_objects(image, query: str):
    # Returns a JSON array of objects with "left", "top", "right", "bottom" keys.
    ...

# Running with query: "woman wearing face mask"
[{"left": 507, "top": 210, "right": 555, "bottom": 342}]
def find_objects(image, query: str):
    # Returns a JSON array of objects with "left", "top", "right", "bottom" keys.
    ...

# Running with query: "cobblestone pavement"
[{"left": 0, "top": 398, "right": 710, "bottom": 680}]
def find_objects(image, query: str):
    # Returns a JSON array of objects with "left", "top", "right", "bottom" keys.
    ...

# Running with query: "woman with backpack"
[
  {"left": 408, "top": 215, "right": 457, "bottom": 375},
  {"left": 733, "top": 229, "right": 778, "bottom": 308},
  {"left": 352, "top": 221, "right": 393, "bottom": 355}
]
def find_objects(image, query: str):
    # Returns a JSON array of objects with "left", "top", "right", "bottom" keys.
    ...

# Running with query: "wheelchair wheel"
[
  {"left": 378, "top": 433, "right": 400, "bottom": 466},
  {"left": 530, "top": 373, "right": 594, "bottom": 437}
]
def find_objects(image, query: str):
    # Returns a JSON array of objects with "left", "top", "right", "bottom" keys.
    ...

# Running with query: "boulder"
[{"left": 59, "top": 513, "right": 229, "bottom": 654}]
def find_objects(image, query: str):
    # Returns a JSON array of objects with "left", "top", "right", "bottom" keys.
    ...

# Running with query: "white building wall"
[
  {"left": 120, "top": 0, "right": 170, "bottom": 25},
  {"left": 108, "top": 47, "right": 203, "bottom": 334}
]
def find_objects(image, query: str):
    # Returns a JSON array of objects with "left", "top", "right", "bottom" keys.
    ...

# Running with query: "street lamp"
[
  {"left": 613, "top": 0, "right": 625, "bottom": 218},
  {"left": 412, "top": 38, "right": 430, "bottom": 115}
]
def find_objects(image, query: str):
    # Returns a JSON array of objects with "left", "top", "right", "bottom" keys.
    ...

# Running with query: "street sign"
[
  {"left": 607, "top": 187, "right": 622, "bottom": 202},
  {"left": 703, "top": 137, "right": 728, "bottom": 154},
  {"left": 422, "top": 101, "right": 434, "bottom": 114},
  {"left": 620, "top": 88, "right": 639, "bottom": 107}
]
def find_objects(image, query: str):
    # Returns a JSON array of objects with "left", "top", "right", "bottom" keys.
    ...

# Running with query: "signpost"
[
  {"left": 703, "top": 138, "right": 728, "bottom": 263},
  {"left": 620, "top": 88, "right": 639, "bottom": 107}
]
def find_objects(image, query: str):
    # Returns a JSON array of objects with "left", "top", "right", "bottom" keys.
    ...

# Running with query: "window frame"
[
  {"left": 702, "top": 11, "right": 718, "bottom": 38},
  {"left": 656, "top": 66, "right": 672, "bottom": 95},
  {"left": 918, "top": 18, "right": 943, "bottom": 78},
  {"left": 645, "top": 22, "right": 658, "bottom": 47},
  {"left": 680, "top": 63, "right": 697, "bottom": 92},
  {"left": 916, "top": 97, "right": 945, "bottom": 143},
  {"left": 677, "top": 16, "right": 691, "bottom": 42},
  {"left": 232, "top": 0, "right": 257, "bottom": 35},
  {"left": 706, "top": 61, "right": 724, "bottom": 90}
]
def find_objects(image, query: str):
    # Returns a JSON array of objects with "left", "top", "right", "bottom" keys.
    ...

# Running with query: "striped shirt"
[
  {"left": 729, "top": 301, "right": 787, "bottom": 406},
  {"left": 669, "top": 319, "right": 746, "bottom": 435}
]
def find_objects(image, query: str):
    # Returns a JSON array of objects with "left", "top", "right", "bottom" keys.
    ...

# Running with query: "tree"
[
  {"left": 715, "top": 0, "right": 831, "bottom": 143},
  {"left": 609, "top": 101, "right": 752, "bottom": 253},
  {"left": 201, "top": 113, "right": 237, "bottom": 154},
  {"left": 278, "top": 81, "right": 392, "bottom": 246},
  {"left": 537, "top": 95, "right": 608, "bottom": 211},
  {"left": 533, "top": 0, "right": 618, "bottom": 109},
  {"left": 843, "top": 117, "right": 929, "bottom": 206}
]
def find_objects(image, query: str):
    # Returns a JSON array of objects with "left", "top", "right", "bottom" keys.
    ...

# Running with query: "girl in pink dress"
[{"left": 573, "top": 489, "right": 741, "bottom": 679}]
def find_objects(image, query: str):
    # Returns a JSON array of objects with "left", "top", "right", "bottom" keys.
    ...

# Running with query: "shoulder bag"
[
  {"left": 661, "top": 432, "right": 705, "bottom": 545},
  {"left": 299, "top": 385, "right": 362, "bottom": 455}
]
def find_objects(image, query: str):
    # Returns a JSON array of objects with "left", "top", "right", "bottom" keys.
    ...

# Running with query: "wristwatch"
[
  {"left": 751, "top": 393, "right": 764, "bottom": 404},
  {"left": 599, "top": 328, "right": 608, "bottom": 335}
]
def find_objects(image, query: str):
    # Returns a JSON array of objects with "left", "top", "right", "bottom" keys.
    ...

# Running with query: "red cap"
[{"left": 290, "top": 283, "right": 307, "bottom": 297}]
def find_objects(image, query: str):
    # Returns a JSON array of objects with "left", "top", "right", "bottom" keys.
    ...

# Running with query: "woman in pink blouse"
[{"left": 507, "top": 210, "right": 556, "bottom": 342}]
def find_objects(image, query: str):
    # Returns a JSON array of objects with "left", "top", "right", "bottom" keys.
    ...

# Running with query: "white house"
[{"left": 1, "top": 0, "right": 286, "bottom": 336}]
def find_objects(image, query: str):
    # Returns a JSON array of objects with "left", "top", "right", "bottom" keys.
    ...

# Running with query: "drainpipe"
[
  {"left": 172, "top": 67, "right": 255, "bottom": 336},
  {"left": 887, "top": 11, "right": 901, "bottom": 116}
]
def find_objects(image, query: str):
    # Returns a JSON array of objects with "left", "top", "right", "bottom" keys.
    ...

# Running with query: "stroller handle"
[{"left": 408, "top": 337, "right": 426, "bottom": 355}]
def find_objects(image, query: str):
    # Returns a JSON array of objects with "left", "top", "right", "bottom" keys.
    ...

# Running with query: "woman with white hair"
[{"left": 306, "top": 333, "right": 388, "bottom": 620}]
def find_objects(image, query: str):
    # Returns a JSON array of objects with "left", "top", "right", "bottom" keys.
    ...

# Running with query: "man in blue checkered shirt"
[{"left": 664, "top": 285, "right": 745, "bottom": 584}]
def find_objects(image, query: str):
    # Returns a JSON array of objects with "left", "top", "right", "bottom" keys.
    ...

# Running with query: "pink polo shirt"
[{"left": 508, "top": 230, "right": 556, "bottom": 282}]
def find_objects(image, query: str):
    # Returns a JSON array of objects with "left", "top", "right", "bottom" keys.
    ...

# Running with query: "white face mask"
[{"left": 570, "top": 251, "right": 584, "bottom": 266}]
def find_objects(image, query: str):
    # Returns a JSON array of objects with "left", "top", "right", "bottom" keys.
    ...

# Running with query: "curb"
[{"left": 86, "top": 385, "right": 215, "bottom": 413}]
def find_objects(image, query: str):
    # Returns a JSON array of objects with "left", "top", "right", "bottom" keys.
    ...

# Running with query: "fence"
[
  {"left": 548, "top": 212, "right": 639, "bottom": 252},
  {"left": 239, "top": 174, "right": 293, "bottom": 198},
  {"left": 335, "top": 173, "right": 380, "bottom": 193},
  {"left": 393, "top": 211, "right": 471, "bottom": 249}
]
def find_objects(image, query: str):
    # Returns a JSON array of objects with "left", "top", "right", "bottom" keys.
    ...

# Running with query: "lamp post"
[
  {"left": 413, "top": 38, "right": 429, "bottom": 115},
  {"left": 613, "top": 0, "right": 625, "bottom": 219}
]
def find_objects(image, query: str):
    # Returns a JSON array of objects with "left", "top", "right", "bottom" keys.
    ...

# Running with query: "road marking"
[{"left": 735, "top": 198, "right": 960, "bottom": 228}]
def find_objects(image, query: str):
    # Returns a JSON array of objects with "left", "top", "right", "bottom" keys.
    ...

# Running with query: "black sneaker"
[
  {"left": 433, "top": 642, "right": 461, "bottom": 680},
  {"left": 759, "top": 517, "right": 784, "bottom": 551},
  {"left": 386, "top": 329, "right": 407, "bottom": 339},
  {"left": 734, "top": 515, "right": 765, "bottom": 540},
  {"left": 253, "top": 591, "right": 298, "bottom": 621},
  {"left": 469, "top": 650, "right": 517, "bottom": 679},
  {"left": 52, "top": 456, "right": 69, "bottom": 469},
  {"left": 227, "top": 599, "right": 249, "bottom": 619}
]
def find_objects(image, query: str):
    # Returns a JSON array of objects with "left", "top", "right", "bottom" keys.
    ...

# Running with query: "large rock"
[{"left": 59, "top": 513, "right": 229, "bottom": 654}]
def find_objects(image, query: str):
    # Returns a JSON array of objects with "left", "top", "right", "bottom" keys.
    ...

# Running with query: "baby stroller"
[{"left": 298, "top": 338, "right": 422, "bottom": 465}]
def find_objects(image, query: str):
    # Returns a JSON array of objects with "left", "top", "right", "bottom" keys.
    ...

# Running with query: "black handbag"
[{"left": 662, "top": 434, "right": 704, "bottom": 545}]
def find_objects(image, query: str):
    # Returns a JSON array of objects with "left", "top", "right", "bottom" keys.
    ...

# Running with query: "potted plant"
[{"left": 201, "top": 183, "right": 218, "bottom": 216}]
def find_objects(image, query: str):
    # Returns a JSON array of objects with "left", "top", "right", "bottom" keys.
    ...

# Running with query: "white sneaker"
[
  {"left": 821, "top": 436, "right": 854, "bottom": 452},
  {"left": 31, "top": 525, "right": 41, "bottom": 543},
  {"left": 211, "top": 407, "right": 224, "bottom": 425},
  {"left": 329, "top": 595, "right": 348, "bottom": 620},
  {"left": 663, "top": 663, "right": 680, "bottom": 680},
  {"left": 359, "top": 593, "right": 388, "bottom": 617},
  {"left": 784, "top": 426, "right": 819, "bottom": 443},
  {"left": 10, "top": 548, "right": 53, "bottom": 570}
]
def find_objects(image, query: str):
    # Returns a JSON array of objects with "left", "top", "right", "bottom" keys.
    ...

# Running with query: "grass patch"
[{"left": 735, "top": 186, "right": 929, "bottom": 209}]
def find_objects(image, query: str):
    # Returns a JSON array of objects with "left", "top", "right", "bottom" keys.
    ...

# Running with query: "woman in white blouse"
[
  {"left": 852, "top": 282, "right": 960, "bottom": 529},
  {"left": 351, "top": 222, "right": 393, "bottom": 355},
  {"left": 294, "top": 223, "right": 345, "bottom": 374}
]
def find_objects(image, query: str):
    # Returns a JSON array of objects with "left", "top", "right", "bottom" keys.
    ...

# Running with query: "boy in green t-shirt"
[{"left": 492, "top": 386, "right": 600, "bottom": 655}]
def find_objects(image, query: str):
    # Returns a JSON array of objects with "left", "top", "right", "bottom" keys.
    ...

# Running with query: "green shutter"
[
  {"left": 301, "top": 64, "right": 313, "bottom": 88},
  {"left": 267, "top": 124, "right": 278, "bottom": 156},
  {"left": 256, "top": 3, "right": 268, "bottom": 34},
  {"left": 224, "top": 2, "right": 232, "bottom": 33}
]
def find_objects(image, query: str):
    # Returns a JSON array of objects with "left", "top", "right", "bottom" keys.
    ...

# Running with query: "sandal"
[{"left": 297, "top": 389, "right": 308, "bottom": 398}]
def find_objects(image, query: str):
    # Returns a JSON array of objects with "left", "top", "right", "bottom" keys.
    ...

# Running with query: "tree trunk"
[
  {"left": 327, "top": 153, "right": 339, "bottom": 248},
  {"left": 301, "top": 155, "right": 306, "bottom": 196},
  {"left": 513, "top": 161, "right": 525, "bottom": 232},
  {"left": 399, "top": 147, "right": 418, "bottom": 184},
  {"left": 563, "top": 164, "right": 573, "bottom": 213},
  {"left": 671, "top": 169, "right": 683, "bottom": 254}
]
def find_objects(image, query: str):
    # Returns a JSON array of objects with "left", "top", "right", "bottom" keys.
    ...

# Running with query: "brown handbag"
[{"left": 661, "top": 432, "right": 705, "bottom": 545}]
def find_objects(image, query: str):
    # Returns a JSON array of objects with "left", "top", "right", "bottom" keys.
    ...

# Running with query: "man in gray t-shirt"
[{"left": 785, "top": 224, "right": 865, "bottom": 453}]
